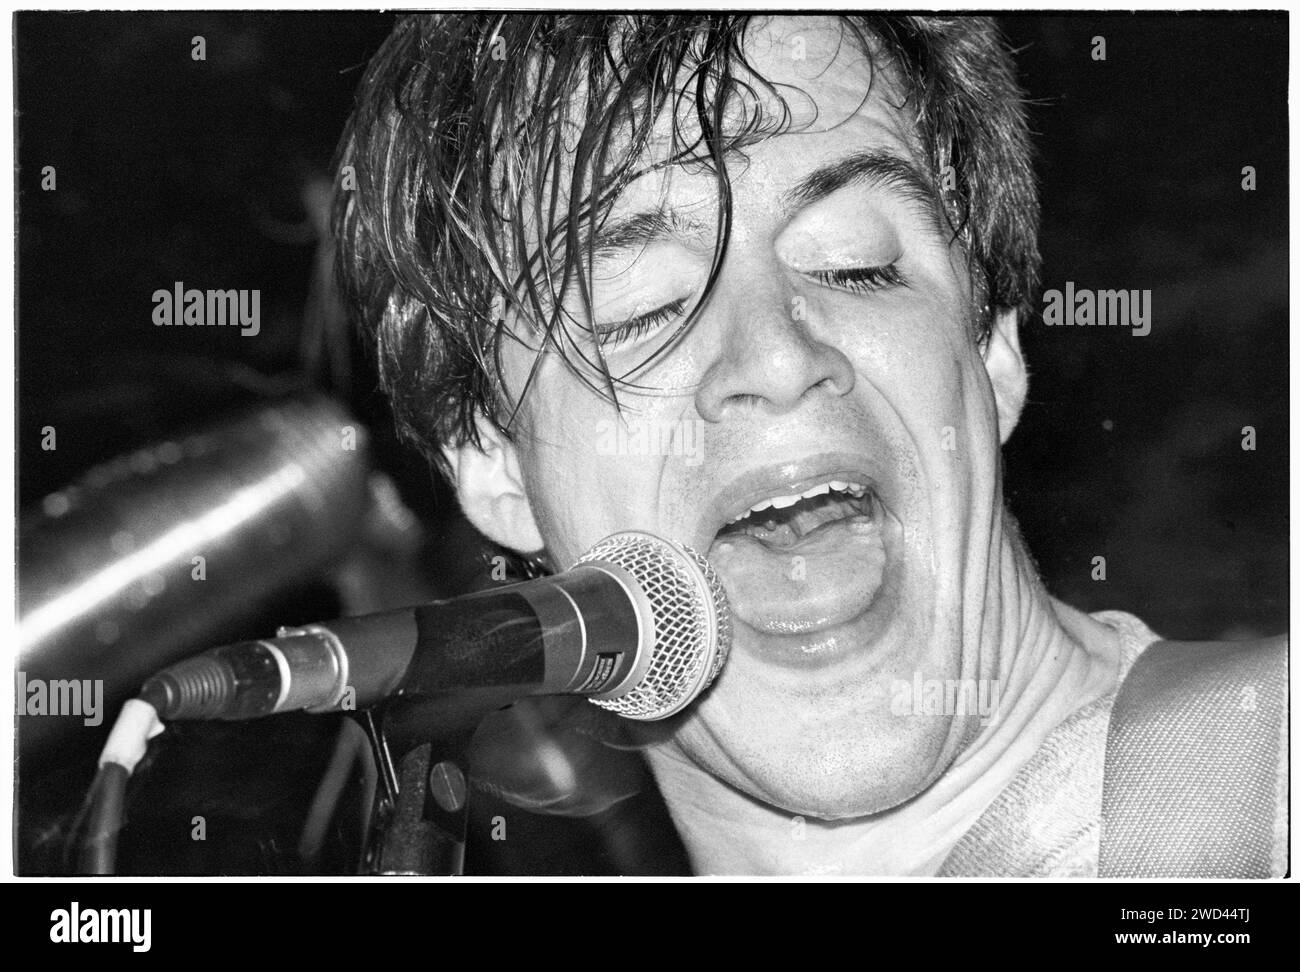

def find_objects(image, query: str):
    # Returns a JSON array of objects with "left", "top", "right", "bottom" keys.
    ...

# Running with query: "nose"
[{"left": 694, "top": 279, "right": 856, "bottom": 423}]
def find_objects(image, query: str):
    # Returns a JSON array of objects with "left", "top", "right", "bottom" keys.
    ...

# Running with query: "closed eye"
[
  {"left": 809, "top": 263, "right": 905, "bottom": 294},
  {"left": 595, "top": 263, "right": 902, "bottom": 346},
  {"left": 596, "top": 296, "right": 690, "bottom": 347}
]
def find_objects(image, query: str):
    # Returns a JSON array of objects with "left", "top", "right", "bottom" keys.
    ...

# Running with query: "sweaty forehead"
[
  {"left": 498, "top": 16, "right": 922, "bottom": 298},
  {"left": 583, "top": 19, "right": 924, "bottom": 265},
  {"left": 735, "top": 16, "right": 905, "bottom": 128},
  {"left": 619, "top": 16, "right": 913, "bottom": 170}
]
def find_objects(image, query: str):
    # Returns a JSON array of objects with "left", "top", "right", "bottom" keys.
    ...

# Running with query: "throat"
[{"left": 642, "top": 742, "right": 979, "bottom": 876}]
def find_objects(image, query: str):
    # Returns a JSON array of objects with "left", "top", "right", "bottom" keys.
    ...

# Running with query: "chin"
[{"left": 673, "top": 687, "right": 958, "bottom": 820}]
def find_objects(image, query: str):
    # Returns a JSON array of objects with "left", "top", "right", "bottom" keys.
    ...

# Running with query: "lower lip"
[{"left": 708, "top": 513, "right": 890, "bottom": 643}]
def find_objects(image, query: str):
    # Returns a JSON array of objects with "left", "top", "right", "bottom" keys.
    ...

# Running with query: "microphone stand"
[
  {"left": 355, "top": 684, "right": 532, "bottom": 875},
  {"left": 359, "top": 709, "right": 472, "bottom": 875}
]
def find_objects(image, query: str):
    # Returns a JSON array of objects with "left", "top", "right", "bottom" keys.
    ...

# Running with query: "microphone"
[{"left": 138, "top": 531, "right": 731, "bottom": 722}]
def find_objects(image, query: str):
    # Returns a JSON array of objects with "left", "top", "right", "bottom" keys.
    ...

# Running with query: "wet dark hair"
[{"left": 333, "top": 14, "right": 1039, "bottom": 468}]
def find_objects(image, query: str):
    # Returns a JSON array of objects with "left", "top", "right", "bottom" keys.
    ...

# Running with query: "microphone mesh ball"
[{"left": 576, "top": 532, "right": 731, "bottom": 721}]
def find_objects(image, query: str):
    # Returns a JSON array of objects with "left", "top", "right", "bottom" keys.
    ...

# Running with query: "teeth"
[
  {"left": 769, "top": 492, "right": 806, "bottom": 510},
  {"left": 727, "top": 479, "right": 870, "bottom": 524}
]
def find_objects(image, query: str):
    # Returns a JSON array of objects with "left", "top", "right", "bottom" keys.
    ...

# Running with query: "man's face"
[{"left": 491, "top": 17, "right": 1011, "bottom": 818}]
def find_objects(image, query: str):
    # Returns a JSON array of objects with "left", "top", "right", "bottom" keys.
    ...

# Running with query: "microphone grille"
[{"left": 575, "top": 532, "right": 731, "bottom": 721}]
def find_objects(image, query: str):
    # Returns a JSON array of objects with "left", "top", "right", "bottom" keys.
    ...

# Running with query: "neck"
[{"left": 643, "top": 532, "right": 1123, "bottom": 876}]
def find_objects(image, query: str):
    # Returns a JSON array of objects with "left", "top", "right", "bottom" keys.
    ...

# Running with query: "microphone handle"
[{"left": 140, "top": 563, "right": 651, "bottom": 720}]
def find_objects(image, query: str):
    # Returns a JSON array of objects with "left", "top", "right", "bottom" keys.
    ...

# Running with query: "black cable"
[
  {"left": 61, "top": 768, "right": 100, "bottom": 873},
  {"left": 298, "top": 718, "right": 367, "bottom": 866},
  {"left": 77, "top": 762, "right": 130, "bottom": 874}
]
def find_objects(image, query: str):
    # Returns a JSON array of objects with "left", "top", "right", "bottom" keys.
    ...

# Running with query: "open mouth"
[
  {"left": 715, "top": 480, "right": 879, "bottom": 550},
  {"left": 704, "top": 466, "right": 894, "bottom": 644}
]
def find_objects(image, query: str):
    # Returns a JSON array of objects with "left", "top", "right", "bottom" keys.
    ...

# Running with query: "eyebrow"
[
  {"left": 783, "top": 148, "right": 941, "bottom": 219},
  {"left": 591, "top": 210, "right": 710, "bottom": 259},
  {"left": 587, "top": 148, "right": 943, "bottom": 260}
]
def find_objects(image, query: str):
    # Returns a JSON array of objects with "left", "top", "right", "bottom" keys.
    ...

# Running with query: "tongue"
[
  {"left": 709, "top": 513, "right": 887, "bottom": 636},
  {"left": 720, "top": 492, "right": 861, "bottom": 547}
]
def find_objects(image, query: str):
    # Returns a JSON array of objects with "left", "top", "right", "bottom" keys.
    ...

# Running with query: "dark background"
[
  {"left": 1000, "top": 14, "right": 1287, "bottom": 640},
  {"left": 14, "top": 12, "right": 1288, "bottom": 873}
]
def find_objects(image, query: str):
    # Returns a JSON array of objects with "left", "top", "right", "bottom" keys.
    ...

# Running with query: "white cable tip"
[{"left": 98, "top": 699, "right": 166, "bottom": 774}]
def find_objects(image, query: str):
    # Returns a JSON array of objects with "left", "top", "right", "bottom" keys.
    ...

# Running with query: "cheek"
[
  {"left": 510, "top": 373, "right": 658, "bottom": 563},
  {"left": 518, "top": 447, "right": 573, "bottom": 545},
  {"left": 524, "top": 454, "right": 600, "bottom": 566},
  {"left": 821, "top": 286, "right": 973, "bottom": 413},
  {"left": 821, "top": 289, "right": 1000, "bottom": 513},
  {"left": 508, "top": 366, "right": 598, "bottom": 560},
  {"left": 509, "top": 331, "right": 711, "bottom": 545}
]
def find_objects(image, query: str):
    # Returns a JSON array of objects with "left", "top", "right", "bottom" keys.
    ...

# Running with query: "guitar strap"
[{"left": 1099, "top": 634, "right": 1288, "bottom": 877}]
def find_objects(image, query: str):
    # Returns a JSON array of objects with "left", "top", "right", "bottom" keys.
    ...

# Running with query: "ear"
[
  {"left": 981, "top": 308, "right": 1029, "bottom": 444},
  {"left": 441, "top": 417, "right": 546, "bottom": 554}
]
